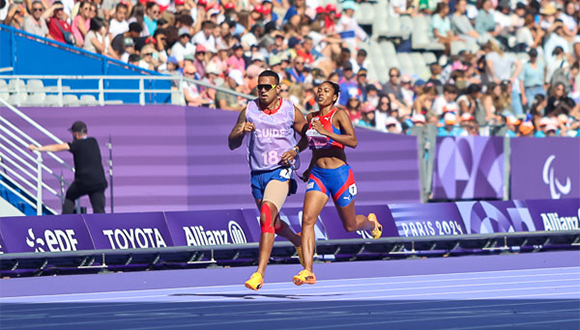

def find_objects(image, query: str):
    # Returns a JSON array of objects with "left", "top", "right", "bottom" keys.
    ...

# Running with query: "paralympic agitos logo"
[{"left": 542, "top": 155, "right": 571, "bottom": 199}]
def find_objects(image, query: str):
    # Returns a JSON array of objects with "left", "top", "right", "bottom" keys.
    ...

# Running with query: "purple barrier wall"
[
  {"left": 0, "top": 199, "right": 577, "bottom": 252},
  {"left": 389, "top": 203, "right": 466, "bottom": 237},
  {"left": 456, "top": 200, "right": 536, "bottom": 234},
  {"left": 83, "top": 212, "right": 174, "bottom": 249},
  {"left": 1, "top": 106, "right": 421, "bottom": 214},
  {"left": 511, "top": 138, "right": 580, "bottom": 200},
  {"left": 432, "top": 136, "right": 504, "bottom": 200},
  {"left": 525, "top": 198, "right": 580, "bottom": 231},
  {"left": 0, "top": 214, "right": 94, "bottom": 253}
]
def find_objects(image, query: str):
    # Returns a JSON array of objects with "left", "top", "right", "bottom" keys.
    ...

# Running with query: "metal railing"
[
  {"left": 0, "top": 98, "right": 74, "bottom": 215},
  {"left": 0, "top": 75, "right": 256, "bottom": 106}
]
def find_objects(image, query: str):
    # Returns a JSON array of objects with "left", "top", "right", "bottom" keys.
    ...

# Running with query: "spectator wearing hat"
[
  {"left": 355, "top": 105, "right": 376, "bottom": 128},
  {"left": 193, "top": 20, "right": 217, "bottom": 53},
  {"left": 216, "top": 69, "right": 244, "bottom": 111},
  {"left": 519, "top": 48, "right": 545, "bottom": 109},
  {"left": 111, "top": 22, "right": 142, "bottom": 59},
  {"left": 29, "top": 121, "right": 108, "bottom": 214},
  {"left": 228, "top": 43, "right": 246, "bottom": 74},
  {"left": 504, "top": 115, "right": 521, "bottom": 137},
  {"left": 268, "top": 55, "right": 284, "bottom": 81},
  {"left": 438, "top": 112, "right": 461, "bottom": 136},
  {"left": 193, "top": 43, "right": 207, "bottom": 78},
  {"left": 385, "top": 116, "right": 402, "bottom": 134},
  {"left": 182, "top": 65, "right": 204, "bottom": 106},
  {"left": 356, "top": 69, "right": 369, "bottom": 102},
  {"left": 518, "top": 121, "right": 535, "bottom": 137},
  {"left": 108, "top": 3, "right": 129, "bottom": 36},
  {"left": 335, "top": 0, "right": 368, "bottom": 49},
  {"left": 338, "top": 62, "right": 358, "bottom": 106},
  {"left": 160, "top": 56, "right": 179, "bottom": 76},
  {"left": 171, "top": 27, "right": 195, "bottom": 67}
]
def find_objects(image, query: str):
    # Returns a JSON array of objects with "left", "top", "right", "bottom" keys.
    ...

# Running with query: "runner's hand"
[
  {"left": 242, "top": 122, "right": 255, "bottom": 134},
  {"left": 280, "top": 149, "right": 295, "bottom": 166}
]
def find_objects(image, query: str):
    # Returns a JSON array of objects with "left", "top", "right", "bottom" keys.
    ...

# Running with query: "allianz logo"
[
  {"left": 541, "top": 210, "right": 580, "bottom": 231},
  {"left": 25, "top": 228, "right": 79, "bottom": 252},
  {"left": 543, "top": 155, "right": 572, "bottom": 199},
  {"left": 183, "top": 221, "right": 247, "bottom": 246},
  {"left": 102, "top": 228, "right": 168, "bottom": 249}
]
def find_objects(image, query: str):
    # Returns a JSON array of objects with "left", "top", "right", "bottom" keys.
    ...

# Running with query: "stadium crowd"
[{"left": 1, "top": 0, "right": 579, "bottom": 137}]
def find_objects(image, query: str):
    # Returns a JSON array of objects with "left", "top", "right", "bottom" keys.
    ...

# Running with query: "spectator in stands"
[
  {"left": 546, "top": 46, "right": 570, "bottom": 89},
  {"left": 335, "top": 1, "right": 367, "bottom": 50},
  {"left": 193, "top": 44, "right": 207, "bottom": 78},
  {"left": 28, "top": 121, "right": 108, "bottom": 214},
  {"left": 83, "top": 17, "right": 114, "bottom": 57},
  {"left": 355, "top": 107, "right": 376, "bottom": 128},
  {"left": 23, "top": 1, "right": 56, "bottom": 38},
  {"left": 47, "top": 1, "right": 75, "bottom": 45},
  {"left": 546, "top": 82, "right": 576, "bottom": 116},
  {"left": 5, "top": 2, "right": 24, "bottom": 30},
  {"left": 431, "top": 2, "right": 462, "bottom": 56},
  {"left": 519, "top": 48, "right": 545, "bottom": 110},
  {"left": 432, "top": 83, "right": 459, "bottom": 116},
  {"left": 458, "top": 83, "right": 486, "bottom": 125},
  {"left": 400, "top": 74, "right": 415, "bottom": 111},
  {"left": 171, "top": 27, "right": 195, "bottom": 68},
  {"left": 193, "top": 20, "right": 217, "bottom": 53},
  {"left": 345, "top": 95, "right": 362, "bottom": 122},
  {"left": 111, "top": 22, "right": 142, "bottom": 59},
  {"left": 389, "top": 0, "right": 415, "bottom": 17},
  {"left": 143, "top": 2, "right": 159, "bottom": 36},
  {"left": 452, "top": 0, "right": 481, "bottom": 44},
  {"left": 351, "top": 49, "right": 369, "bottom": 74},
  {"left": 374, "top": 94, "right": 392, "bottom": 131},
  {"left": 108, "top": 2, "right": 128, "bottom": 37},
  {"left": 182, "top": 65, "right": 203, "bottom": 106},
  {"left": 413, "top": 84, "right": 437, "bottom": 115},
  {"left": 382, "top": 67, "right": 409, "bottom": 113},
  {"left": 338, "top": 62, "right": 358, "bottom": 106},
  {"left": 518, "top": 120, "right": 535, "bottom": 137},
  {"left": 286, "top": 55, "right": 307, "bottom": 83},
  {"left": 227, "top": 43, "right": 245, "bottom": 74},
  {"left": 72, "top": 1, "right": 91, "bottom": 47},
  {"left": 474, "top": 0, "right": 499, "bottom": 40},
  {"left": 484, "top": 41, "right": 524, "bottom": 115},
  {"left": 128, "top": 3, "right": 149, "bottom": 37},
  {"left": 481, "top": 82, "right": 507, "bottom": 123},
  {"left": 216, "top": 69, "right": 244, "bottom": 111},
  {"left": 545, "top": 21, "right": 572, "bottom": 63},
  {"left": 516, "top": 14, "right": 544, "bottom": 52}
]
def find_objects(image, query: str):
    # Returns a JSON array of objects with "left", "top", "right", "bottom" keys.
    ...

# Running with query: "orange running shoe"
[
  {"left": 368, "top": 213, "right": 383, "bottom": 239},
  {"left": 245, "top": 272, "right": 264, "bottom": 291},
  {"left": 293, "top": 269, "right": 316, "bottom": 286}
]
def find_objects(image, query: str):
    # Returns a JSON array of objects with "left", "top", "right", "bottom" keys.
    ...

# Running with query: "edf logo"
[{"left": 25, "top": 228, "right": 79, "bottom": 252}]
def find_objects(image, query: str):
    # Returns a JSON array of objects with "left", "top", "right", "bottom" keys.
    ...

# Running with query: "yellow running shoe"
[
  {"left": 245, "top": 272, "right": 264, "bottom": 291},
  {"left": 368, "top": 213, "right": 383, "bottom": 240},
  {"left": 293, "top": 269, "right": 316, "bottom": 286}
]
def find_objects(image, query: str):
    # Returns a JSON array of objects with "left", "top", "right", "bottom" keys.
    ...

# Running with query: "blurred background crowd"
[{"left": 1, "top": 0, "right": 579, "bottom": 137}]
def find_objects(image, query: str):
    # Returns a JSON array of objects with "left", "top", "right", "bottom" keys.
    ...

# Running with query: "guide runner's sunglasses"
[{"left": 257, "top": 84, "right": 277, "bottom": 92}]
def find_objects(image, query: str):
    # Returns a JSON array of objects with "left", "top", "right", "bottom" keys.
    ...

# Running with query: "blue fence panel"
[{"left": 0, "top": 24, "right": 171, "bottom": 104}]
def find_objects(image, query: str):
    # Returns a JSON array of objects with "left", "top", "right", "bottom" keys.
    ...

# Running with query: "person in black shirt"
[{"left": 29, "top": 121, "right": 108, "bottom": 214}]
